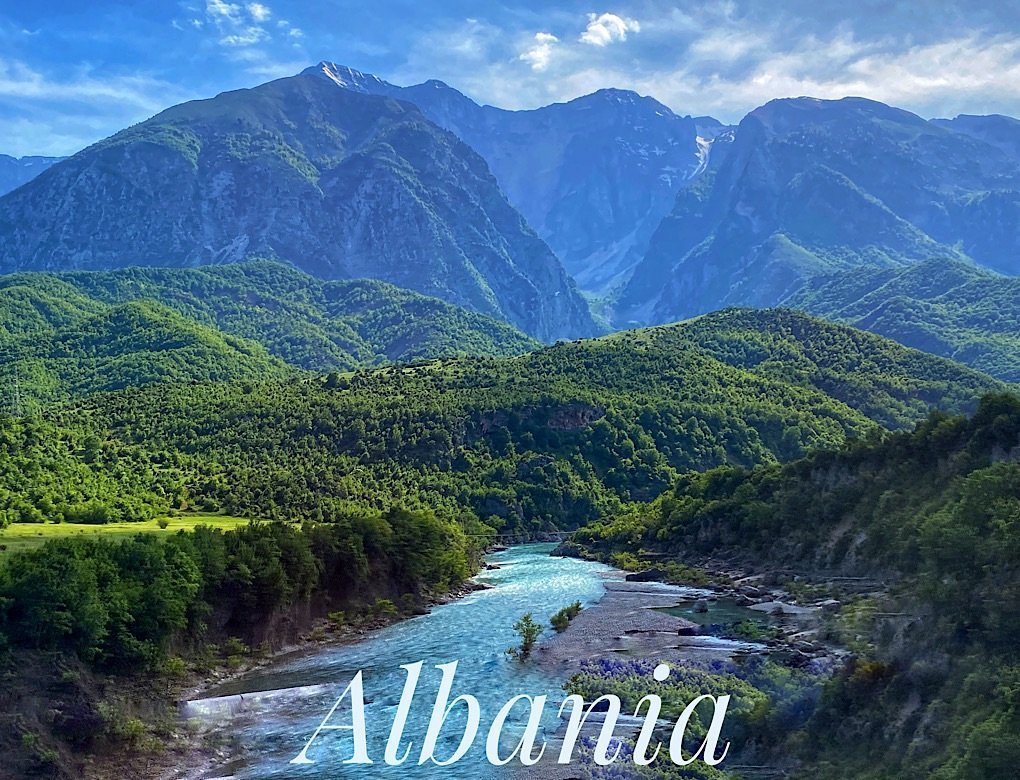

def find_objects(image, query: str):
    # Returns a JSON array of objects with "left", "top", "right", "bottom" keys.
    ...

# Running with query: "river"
[{"left": 183, "top": 544, "right": 614, "bottom": 778}]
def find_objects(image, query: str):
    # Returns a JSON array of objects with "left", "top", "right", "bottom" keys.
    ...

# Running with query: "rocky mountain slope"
[
  {"left": 0, "top": 154, "right": 64, "bottom": 196},
  {"left": 619, "top": 97, "right": 1020, "bottom": 327},
  {"left": 306, "top": 62, "right": 713, "bottom": 294},
  {"left": 0, "top": 73, "right": 596, "bottom": 342}
]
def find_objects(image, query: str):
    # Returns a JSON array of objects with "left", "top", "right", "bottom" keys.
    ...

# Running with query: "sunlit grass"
[{"left": 0, "top": 513, "right": 254, "bottom": 558}]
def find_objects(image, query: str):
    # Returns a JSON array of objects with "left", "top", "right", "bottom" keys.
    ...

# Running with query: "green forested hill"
[
  {"left": 51, "top": 309, "right": 1004, "bottom": 533},
  {"left": 0, "top": 289, "right": 290, "bottom": 409},
  {"left": 571, "top": 394, "right": 1020, "bottom": 779},
  {"left": 785, "top": 258, "right": 1020, "bottom": 381},
  {"left": 0, "top": 263, "right": 539, "bottom": 407}
]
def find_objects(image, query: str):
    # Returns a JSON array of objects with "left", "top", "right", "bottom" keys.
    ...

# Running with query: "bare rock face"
[
  {"left": 305, "top": 62, "right": 709, "bottom": 295},
  {"left": 0, "top": 73, "right": 597, "bottom": 343},
  {"left": 620, "top": 97, "right": 1020, "bottom": 328},
  {"left": 0, "top": 154, "right": 64, "bottom": 196}
]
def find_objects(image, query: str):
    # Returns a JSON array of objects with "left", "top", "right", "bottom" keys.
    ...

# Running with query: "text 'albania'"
[{"left": 291, "top": 660, "right": 731, "bottom": 768}]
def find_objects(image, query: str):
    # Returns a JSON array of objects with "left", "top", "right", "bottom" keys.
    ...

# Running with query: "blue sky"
[{"left": 3, "top": 1, "right": 1020, "bottom": 156}]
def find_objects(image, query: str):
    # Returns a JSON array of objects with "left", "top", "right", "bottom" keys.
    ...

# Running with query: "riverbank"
[
  {"left": 153, "top": 546, "right": 853, "bottom": 780},
  {"left": 506, "top": 559, "right": 854, "bottom": 779},
  {"left": 153, "top": 545, "right": 609, "bottom": 780},
  {"left": 158, "top": 576, "right": 495, "bottom": 780},
  {"left": 41, "top": 574, "right": 493, "bottom": 780}
]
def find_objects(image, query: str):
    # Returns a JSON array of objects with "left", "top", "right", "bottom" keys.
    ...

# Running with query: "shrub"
[
  {"left": 550, "top": 601, "right": 583, "bottom": 632},
  {"left": 221, "top": 637, "right": 249, "bottom": 657},
  {"left": 327, "top": 610, "right": 346, "bottom": 628}
]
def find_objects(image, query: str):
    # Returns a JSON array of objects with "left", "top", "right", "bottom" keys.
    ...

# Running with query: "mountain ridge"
[
  {"left": 0, "top": 154, "right": 65, "bottom": 197},
  {"left": 304, "top": 61, "right": 712, "bottom": 294},
  {"left": 618, "top": 95, "right": 1020, "bottom": 327},
  {"left": 0, "top": 72, "right": 596, "bottom": 342}
]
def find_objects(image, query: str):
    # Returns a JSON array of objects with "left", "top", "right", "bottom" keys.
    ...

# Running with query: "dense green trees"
[
  {"left": 787, "top": 258, "right": 1020, "bottom": 381},
  {"left": 0, "top": 308, "right": 1004, "bottom": 536},
  {"left": 572, "top": 394, "right": 1020, "bottom": 779},
  {"left": 100, "top": 310, "right": 1003, "bottom": 528},
  {"left": 0, "top": 510, "right": 478, "bottom": 671},
  {"left": 0, "top": 415, "right": 177, "bottom": 527},
  {"left": 0, "top": 262, "right": 539, "bottom": 408}
]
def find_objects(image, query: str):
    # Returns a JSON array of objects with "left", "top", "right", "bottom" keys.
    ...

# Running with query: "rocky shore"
[{"left": 510, "top": 563, "right": 853, "bottom": 780}]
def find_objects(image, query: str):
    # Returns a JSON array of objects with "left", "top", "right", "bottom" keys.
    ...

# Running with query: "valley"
[{"left": 0, "top": 44, "right": 1018, "bottom": 780}]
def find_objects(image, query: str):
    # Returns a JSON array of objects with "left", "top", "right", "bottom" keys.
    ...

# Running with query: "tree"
[{"left": 506, "top": 612, "right": 543, "bottom": 661}]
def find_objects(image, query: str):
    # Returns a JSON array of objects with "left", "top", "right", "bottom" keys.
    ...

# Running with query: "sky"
[{"left": 3, "top": 1, "right": 1020, "bottom": 157}]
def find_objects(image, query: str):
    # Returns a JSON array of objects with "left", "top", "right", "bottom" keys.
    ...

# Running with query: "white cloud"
[
  {"left": 193, "top": 0, "right": 305, "bottom": 63},
  {"left": 519, "top": 32, "right": 559, "bottom": 72},
  {"left": 247, "top": 2, "right": 271, "bottom": 22},
  {"left": 220, "top": 26, "right": 269, "bottom": 46},
  {"left": 637, "top": 31, "right": 1020, "bottom": 121},
  {"left": 0, "top": 58, "right": 190, "bottom": 111},
  {"left": 206, "top": 0, "right": 241, "bottom": 23},
  {"left": 0, "top": 58, "right": 199, "bottom": 156},
  {"left": 416, "top": 5, "right": 1020, "bottom": 125},
  {"left": 579, "top": 12, "right": 640, "bottom": 47}
]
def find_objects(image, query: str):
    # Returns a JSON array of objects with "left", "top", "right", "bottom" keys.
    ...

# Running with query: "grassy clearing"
[{"left": 0, "top": 514, "right": 254, "bottom": 558}]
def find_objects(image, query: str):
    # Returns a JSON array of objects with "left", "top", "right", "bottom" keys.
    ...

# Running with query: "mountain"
[
  {"left": 786, "top": 258, "right": 1020, "bottom": 382},
  {"left": 0, "top": 73, "right": 596, "bottom": 342},
  {"left": 0, "top": 262, "right": 540, "bottom": 405},
  {"left": 0, "top": 154, "right": 64, "bottom": 196},
  {"left": 619, "top": 97, "right": 1020, "bottom": 327},
  {"left": 72, "top": 308, "right": 1004, "bottom": 532},
  {"left": 931, "top": 113, "right": 1020, "bottom": 160},
  {"left": 305, "top": 62, "right": 714, "bottom": 294}
]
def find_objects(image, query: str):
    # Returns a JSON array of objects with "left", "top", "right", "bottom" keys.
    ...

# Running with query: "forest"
[
  {"left": 3, "top": 307, "right": 995, "bottom": 536},
  {"left": 787, "top": 258, "right": 1020, "bottom": 381},
  {"left": 571, "top": 393, "right": 1020, "bottom": 778},
  {"left": 0, "top": 262, "right": 538, "bottom": 409},
  {"left": 0, "top": 297, "right": 1016, "bottom": 778}
]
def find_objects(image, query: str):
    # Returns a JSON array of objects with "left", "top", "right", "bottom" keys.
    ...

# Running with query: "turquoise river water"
[{"left": 185, "top": 544, "right": 614, "bottom": 778}]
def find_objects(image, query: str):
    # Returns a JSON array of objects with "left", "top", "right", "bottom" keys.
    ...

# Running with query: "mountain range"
[
  {"left": 0, "top": 154, "right": 64, "bottom": 197},
  {"left": 618, "top": 97, "right": 1020, "bottom": 327},
  {"left": 2, "top": 64, "right": 1020, "bottom": 377},
  {"left": 304, "top": 62, "right": 715, "bottom": 294},
  {"left": 0, "top": 72, "right": 595, "bottom": 342}
]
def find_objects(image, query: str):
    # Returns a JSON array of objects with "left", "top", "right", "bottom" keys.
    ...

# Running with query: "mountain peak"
[
  {"left": 749, "top": 95, "right": 927, "bottom": 130},
  {"left": 302, "top": 61, "right": 392, "bottom": 93}
]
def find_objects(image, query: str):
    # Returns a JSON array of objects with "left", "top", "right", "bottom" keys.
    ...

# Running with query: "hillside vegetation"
[
  {"left": 787, "top": 258, "right": 1020, "bottom": 381},
  {"left": 0, "top": 262, "right": 538, "bottom": 407},
  {"left": 572, "top": 394, "right": 1020, "bottom": 779},
  {"left": 50, "top": 309, "right": 1004, "bottom": 535}
]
